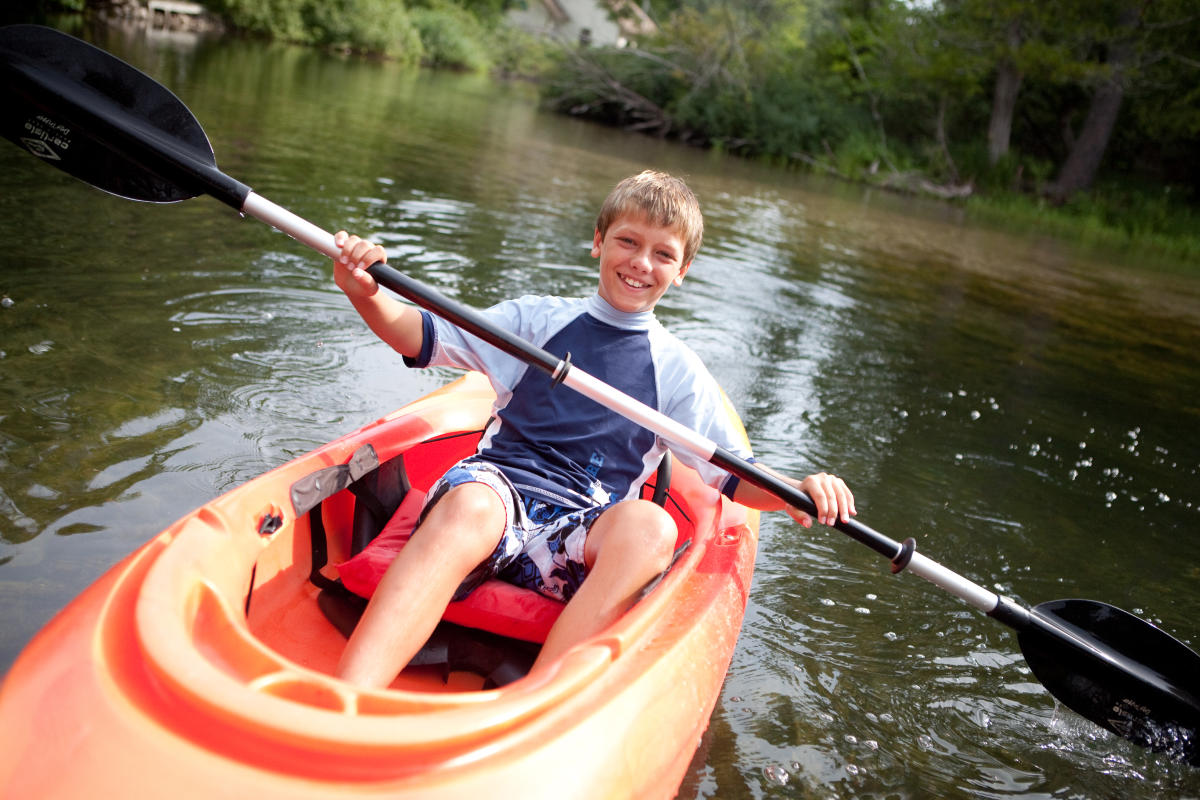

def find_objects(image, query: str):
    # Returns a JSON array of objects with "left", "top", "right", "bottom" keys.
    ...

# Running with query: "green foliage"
[
  {"left": 489, "top": 23, "right": 561, "bottom": 79},
  {"left": 966, "top": 182, "right": 1200, "bottom": 262},
  {"left": 409, "top": 1, "right": 489, "bottom": 70},
  {"left": 205, "top": 0, "right": 423, "bottom": 62},
  {"left": 305, "top": 0, "right": 423, "bottom": 59},
  {"left": 191, "top": 0, "right": 1199, "bottom": 251}
]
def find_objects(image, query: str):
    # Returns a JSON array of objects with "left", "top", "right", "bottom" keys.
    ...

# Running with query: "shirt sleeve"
[
  {"left": 653, "top": 332, "right": 754, "bottom": 497},
  {"left": 401, "top": 295, "right": 582, "bottom": 396}
]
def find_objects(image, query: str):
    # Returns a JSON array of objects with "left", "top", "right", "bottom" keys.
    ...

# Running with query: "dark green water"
[{"left": 3, "top": 23, "right": 1200, "bottom": 799}]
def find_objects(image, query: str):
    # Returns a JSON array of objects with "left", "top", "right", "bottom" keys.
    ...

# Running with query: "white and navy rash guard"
[{"left": 406, "top": 293, "right": 752, "bottom": 509}]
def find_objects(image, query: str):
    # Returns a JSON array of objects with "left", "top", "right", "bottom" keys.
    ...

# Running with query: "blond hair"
[{"left": 595, "top": 170, "right": 703, "bottom": 264}]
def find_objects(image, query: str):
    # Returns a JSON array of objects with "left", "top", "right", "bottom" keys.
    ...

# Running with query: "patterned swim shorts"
[{"left": 421, "top": 460, "right": 610, "bottom": 603}]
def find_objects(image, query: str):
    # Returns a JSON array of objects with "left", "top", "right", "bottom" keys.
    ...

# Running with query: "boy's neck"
[{"left": 588, "top": 292, "right": 658, "bottom": 330}]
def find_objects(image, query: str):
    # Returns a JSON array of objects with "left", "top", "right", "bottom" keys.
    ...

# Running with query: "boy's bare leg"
[
  {"left": 532, "top": 499, "right": 676, "bottom": 670},
  {"left": 335, "top": 483, "right": 506, "bottom": 688}
]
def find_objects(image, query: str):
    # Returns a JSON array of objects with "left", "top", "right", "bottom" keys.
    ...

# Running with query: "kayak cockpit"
[{"left": 2, "top": 373, "right": 758, "bottom": 793}]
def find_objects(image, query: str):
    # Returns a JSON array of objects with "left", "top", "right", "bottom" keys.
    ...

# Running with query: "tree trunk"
[
  {"left": 987, "top": 20, "right": 1023, "bottom": 165},
  {"left": 1045, "top": 72, "right": 1126, "bottom": 202},
  {"left": 1046, "top": 8, "right": 1139, "bottom": 203}
]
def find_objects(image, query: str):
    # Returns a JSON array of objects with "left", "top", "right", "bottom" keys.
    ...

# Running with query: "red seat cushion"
[{"left": 336, "top": 489, "right": 563, "bottom": 643}]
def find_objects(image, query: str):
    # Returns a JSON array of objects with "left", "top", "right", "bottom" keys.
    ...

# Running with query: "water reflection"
[{"left": 2, "top": 23, "right": 1199, "bottom": 800}]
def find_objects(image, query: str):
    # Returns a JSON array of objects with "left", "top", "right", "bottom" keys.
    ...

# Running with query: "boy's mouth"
[{"left": 620, "top": 274, "right": 650, "bottom": 290}]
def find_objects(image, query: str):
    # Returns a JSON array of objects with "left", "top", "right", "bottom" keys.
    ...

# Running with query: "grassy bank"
[{"left": 964, "top": 186, "right": 1200, "bottom": 266}]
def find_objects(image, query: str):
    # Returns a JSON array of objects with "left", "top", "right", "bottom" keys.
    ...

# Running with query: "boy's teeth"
[{"left": 622, "top": 276, "right": 648, "bottom": 288}]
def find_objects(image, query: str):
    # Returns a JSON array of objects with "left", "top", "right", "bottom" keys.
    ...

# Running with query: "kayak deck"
[{"left": 0, "top": 373, "right": 759, "bottom": 798}]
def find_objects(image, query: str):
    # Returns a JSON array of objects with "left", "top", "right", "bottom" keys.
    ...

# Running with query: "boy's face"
[{"left": 592, "top": 214, "right": 691, "bottom": 314}]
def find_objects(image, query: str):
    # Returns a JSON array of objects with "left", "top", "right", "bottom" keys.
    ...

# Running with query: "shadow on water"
[{"left": 2, "top": 21, "right": 1199, "bottom": 799}]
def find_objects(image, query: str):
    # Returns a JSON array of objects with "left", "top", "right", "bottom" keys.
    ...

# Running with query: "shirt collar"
[{"left": 586, "top": 293, "right": 659, "bottom": 330}]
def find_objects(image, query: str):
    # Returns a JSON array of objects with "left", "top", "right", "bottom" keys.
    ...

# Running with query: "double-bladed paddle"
[{"left": 2, "top": 24, "right": 1197, "bottom": 766}]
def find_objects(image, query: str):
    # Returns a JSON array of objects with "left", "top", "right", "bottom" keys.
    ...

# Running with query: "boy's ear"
[
  {"left": 673, "top": 261, "right": 692, "bottom": 287},
  {"left": 591, "top": 228, "right": 603, "bottom": 258}
]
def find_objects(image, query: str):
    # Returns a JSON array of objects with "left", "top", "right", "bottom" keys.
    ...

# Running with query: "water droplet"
[
  {"left": 763, "top": 764, "right": 789, "bottom": 785},
  {"left": 820, "top": 598, "right": 835, "bottom": 606},
  {"left": 970, "top": 410, "right": 981, "bottom": 420},
  {"left": 846, "top": 764, "right": 861, "bottom": 776},
  {"left": 1, "top": 295, "right": 13, "bottom": 308},
  {"left": 854, "top": 607, "right": 871, "bottom": 615},
  {"left": 884, "top": 631, "right": 898, "bottom": 641},
  {"left": 28, "top": 340, "right": 53, "bottom": 355},
  {"left": 917, "top": 735, "right": 934, "bottom": 750}
]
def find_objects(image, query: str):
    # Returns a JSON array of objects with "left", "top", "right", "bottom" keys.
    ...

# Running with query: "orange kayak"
[{"left": 0, "top": 372, "right": 759, "bottom": 798}]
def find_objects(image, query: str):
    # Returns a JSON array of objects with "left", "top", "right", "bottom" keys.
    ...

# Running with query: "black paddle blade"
[
  {"left": 0, "top": 24, "right": 213, "bottom": 202},
  {"left": 1018, "top": 599, "right": 1200, "bottom": 764}
]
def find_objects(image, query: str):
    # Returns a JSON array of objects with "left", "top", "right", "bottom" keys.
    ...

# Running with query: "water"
[{"left": 3, "top": 22, "right": 1200, "bottom": 798}]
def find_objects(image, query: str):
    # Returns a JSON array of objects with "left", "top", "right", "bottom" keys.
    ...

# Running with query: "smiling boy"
[{"left": 332, "top": 170, "right": 855, "bottom": 688}]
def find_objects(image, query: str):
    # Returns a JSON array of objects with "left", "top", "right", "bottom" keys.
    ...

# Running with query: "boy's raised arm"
[{"left": 332, "top": 231, "right": 425, "bottom": 359}]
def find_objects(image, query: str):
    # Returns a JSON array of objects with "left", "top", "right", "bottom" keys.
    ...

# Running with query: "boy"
[{"left": 332, "top": 170, "right": 855, "bottom": 688}]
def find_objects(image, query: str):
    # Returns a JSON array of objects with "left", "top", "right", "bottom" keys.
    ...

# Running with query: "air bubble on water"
[
  {"left": 845, "top": 734, "right": 858, "bottom": 744},
  {"left": 846, "top": 764, "right": 861, "bottom": 776},
  {"left": 866, "top": 593, "right": 877, "bottom": 601},
  {"left": 855, "top": 607, "right": 871, "bottom": 615},
  {"left": 763, "top": 765, "right": 789, "bottom": 786},
  {"left": 820, "top": 598, "right": 835, "bottom": 606},
  {"left": 1, "top": 295, "right": 13, "bottom": 308},
  {"left": 884, "top": 631, "right": 898, "bottom": 641},
  {"left": 970, "top": 410, "right": 981, "bottom": 420},
  {"left": 917, "top": 735, "right": 934, "bottom": 751}
]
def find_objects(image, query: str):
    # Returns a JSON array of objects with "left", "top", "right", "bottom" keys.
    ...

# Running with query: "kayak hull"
[{"left": 0, "top": 373, "right": 758, "bottom": 798}]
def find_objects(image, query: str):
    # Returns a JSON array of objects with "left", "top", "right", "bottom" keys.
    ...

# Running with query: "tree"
[{"left": 1045, "top": 3, "right": 1141, "bottom": 202}]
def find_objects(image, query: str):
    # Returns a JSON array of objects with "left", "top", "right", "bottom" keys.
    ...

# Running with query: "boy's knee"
[
  {"left": 419, "top": 482, "right": 505, "bottom": 549},
  {"left": 589, "top": 500, "right": 676, "bottom": 572}
]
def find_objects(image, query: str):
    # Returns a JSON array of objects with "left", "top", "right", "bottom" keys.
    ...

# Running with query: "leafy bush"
[
  {"left": 206, "top": 0, "right": 423, "bottom": 62},
  {"left": 303, "top": 0, "right": 423, "bottom": 61},
  {"left": 490, "top": 22, "right": 561, "bottom": 79},
  {"left": 409, "top": 1, "right": 489, "bottom": 71}
]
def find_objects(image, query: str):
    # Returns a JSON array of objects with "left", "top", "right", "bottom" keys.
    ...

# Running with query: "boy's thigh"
[{"left": 420, "top": 460, "right": 525, "bottom": 599}]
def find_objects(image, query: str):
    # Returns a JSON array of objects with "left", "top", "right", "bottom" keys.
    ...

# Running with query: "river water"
[{"left": 2, "top": 23, "right": 1200, "bottom": 799}]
